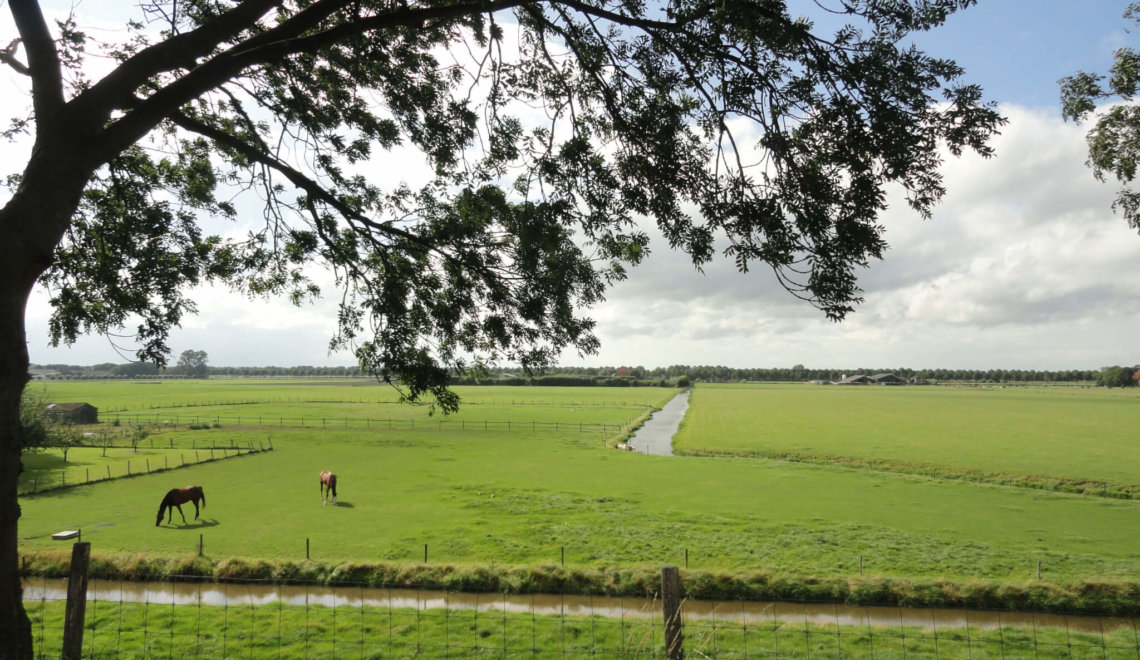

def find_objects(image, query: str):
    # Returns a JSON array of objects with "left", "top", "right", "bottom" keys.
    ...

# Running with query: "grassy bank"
[{"left": 21, "top": 548, "right": 1140, "bottom": 616}]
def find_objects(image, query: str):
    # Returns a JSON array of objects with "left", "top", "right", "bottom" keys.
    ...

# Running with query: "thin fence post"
[
  {"left": 307, "top": 538, "right": 310, "bottom": 560},
  {"left": 61, "top": 541, "right": 91, "bottom": 660},
  {"left": 424, "top": 544, "right": 428, "bottom": 563},
  {"left": 199, "top": 534, "right": 203, "bottom": 557},
  {"left": 662, "top": 565, "right": 684, "bottom": 659}
]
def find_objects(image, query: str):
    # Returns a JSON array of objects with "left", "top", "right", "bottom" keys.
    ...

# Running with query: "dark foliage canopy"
[
  {"left": 1060, "top": 2, "right": 1140, "bottom": 232},
  {"left": 5, "top": 0, "right": 1001, "bottom": 412}
]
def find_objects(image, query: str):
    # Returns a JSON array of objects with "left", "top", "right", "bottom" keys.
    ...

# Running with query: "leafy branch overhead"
[
  {"left": 4, "top": 1, "right": 1002, "bottom": 411},
  {"left": 1060, "top": 1, "right": 1140, "bottom": 232}
]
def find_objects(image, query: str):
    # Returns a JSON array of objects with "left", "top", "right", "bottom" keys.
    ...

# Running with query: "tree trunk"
[
  {"left": 0, "top": 277, "right": 33, "bottom": 659},
  {"left": 0, "top": 140, "right": 96, "bottom": 659}
]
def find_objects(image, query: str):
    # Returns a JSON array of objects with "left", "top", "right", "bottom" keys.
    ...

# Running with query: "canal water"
[
  {"left": 627, "top": 389, "right": 690, "bottom": 456},
  {"left": 23, "top": 578, "right": 1135, "bottom": 633}
]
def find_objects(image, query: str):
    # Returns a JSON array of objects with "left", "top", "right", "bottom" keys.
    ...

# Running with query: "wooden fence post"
[
  {"left": 61, "top": 541, "right": 91, "bottom": 660},
  {"left": 662, "top": 565, "right": 684, "bottom": 659}
]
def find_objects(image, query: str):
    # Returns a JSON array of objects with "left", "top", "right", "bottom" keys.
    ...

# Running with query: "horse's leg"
[{"left": 176, "top": 504, "right": 187, "bottom": 524}]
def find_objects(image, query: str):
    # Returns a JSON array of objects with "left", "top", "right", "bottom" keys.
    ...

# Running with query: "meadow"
[
  {"left": 16, "top": 380, "right": 1140, "bottom": 595},
  {"left": 674, "top": 384, "right": 1140, "bottom": 496}
]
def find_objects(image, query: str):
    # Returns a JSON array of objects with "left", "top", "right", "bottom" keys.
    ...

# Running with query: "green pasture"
[
  {"left": 18, "top": 379, "right": 1140, "bottom": 598},
  {"left": 25, "top": 598, "right": 1134, "bottom": 659},
  {"left": 17, "top": 421, "right": 1140, "bottom": 583},
  {"left": 35, "top": 380, "right": 670, "bottom": 415},
  {"left": 18, "top": 443, "right": 255, "bottom": 494},
  {"left": 675, "top": 384, "right": 1140, "bottom": 491}
]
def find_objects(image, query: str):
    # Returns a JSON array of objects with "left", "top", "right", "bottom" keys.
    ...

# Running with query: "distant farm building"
[
  {"left": 835, "top": 375, "right": 871, "bottom": 385},
  {"left": 44, "top": 402, "right": 98, "bottom": 425},
  {"left": 809, "top": 379, "right": 832, "bottom": 385},
  {"left": 870, "top": 373, "right": 905, "bottom": 385},
  {"left": 28, "top": 368, "right": 60, "bottom": 380}
]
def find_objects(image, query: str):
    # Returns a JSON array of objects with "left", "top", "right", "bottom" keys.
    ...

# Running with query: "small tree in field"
[
  {"left": 94, "top": 430, "right": 113, "bottom": 458},
  {"left": 51, "top": 424, "right": 82, "bottom": 463},
  {"left": 126, "top": 424, "right": 150, "bottom": 453}
]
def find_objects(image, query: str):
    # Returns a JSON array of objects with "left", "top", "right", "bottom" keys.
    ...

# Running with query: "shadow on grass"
[
  {"left": 159, "top": 518, "right": 220, "bottom": 530},
  {"left": 330, "top": 501, "right": 354, "bottom": 508}
]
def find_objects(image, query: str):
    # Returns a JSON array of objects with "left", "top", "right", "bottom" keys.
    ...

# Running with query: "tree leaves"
[{"left": 21, "top": 0, "right": 1002, "bottom": 409}]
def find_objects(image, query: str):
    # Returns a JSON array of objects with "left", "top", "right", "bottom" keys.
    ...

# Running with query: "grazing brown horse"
[
  {"left": 319, "top": 471, "right": 338, "bottom": 505},
  {"left": 156, "top": 486, "right": 206, "bottom": 526}
]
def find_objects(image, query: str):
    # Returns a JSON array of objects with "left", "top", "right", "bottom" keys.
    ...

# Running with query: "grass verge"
[{"left": 20, "top": 551, "right": 1140, "bottom": 615}]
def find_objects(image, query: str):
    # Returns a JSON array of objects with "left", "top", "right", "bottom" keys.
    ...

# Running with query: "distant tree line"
[{"left": 31, "top": 362, "right": 1138, "bottom": 386}]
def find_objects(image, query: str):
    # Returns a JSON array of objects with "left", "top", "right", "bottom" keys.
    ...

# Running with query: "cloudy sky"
[{"left": 13, "top": 1, "right": 1140, "bottom": 370}]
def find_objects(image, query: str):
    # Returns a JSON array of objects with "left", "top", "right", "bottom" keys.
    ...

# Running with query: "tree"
[
  {"left": 51, "top": 423, "right": 82, "bottom": 463},
  {"left": 126, "top": 424, "right": 150, "bottom": 453},
  {"left": 1060, "top": 2, "right": 1140, "bottom": 232},
  {"left": 0, "top": 1, "right": 1001, "bottom": 654},
  {"left": 1097, "top": 365, "right": 1137, "bottom": 387},
  {"left": 177, "top": 349, "right": 209, "bottom": 379},
  {"left": 16, "top": 387, "right": 51, "bottom": 454}
]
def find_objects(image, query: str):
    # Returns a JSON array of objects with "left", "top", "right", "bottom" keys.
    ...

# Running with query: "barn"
[
  {"left": 44, "top": 402, "right": 99, "bottom": 425},
  {"left": 835, "top": 374, "right": 872, "bottom": 385},
  {"left": 870, "top": 373, "right": 905, "bottom": 385}
]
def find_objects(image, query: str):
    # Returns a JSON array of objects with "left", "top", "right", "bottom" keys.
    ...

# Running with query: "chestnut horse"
[
  {"left": 156, "top": 486, "right": 205, "bottom": 526},
  {"left": 319, "top": 471, "right": 338, "bottom": 505}
]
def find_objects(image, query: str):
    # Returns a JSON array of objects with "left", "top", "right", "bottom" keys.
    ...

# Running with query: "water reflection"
[
  {"left": 628, "top": 390, "right": 690, "bottom": 456},
  {"left": 23, "top": 577, "right": 1133, "bottom": 634}
]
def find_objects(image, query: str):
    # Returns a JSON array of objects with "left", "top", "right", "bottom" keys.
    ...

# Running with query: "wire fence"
[
  {"left": 98, "top": 397, "right": 657, "bottom": 413},
  {"left": 102, "top": 411, "right": 628, "bottom": 436},
  {"left": 24, "top": 564, "right": 1140, "bottom": 659},
  {"left": 17, "top": 443, "right": 270, "bottom": 498}
]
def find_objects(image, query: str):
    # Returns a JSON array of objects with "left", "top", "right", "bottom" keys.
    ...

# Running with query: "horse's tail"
[
  {"left": 331, "top": 475, "right": 337, "bottom": 497},
  {"left": 199, "top": 487, "right": 205, "bottom": 508}
]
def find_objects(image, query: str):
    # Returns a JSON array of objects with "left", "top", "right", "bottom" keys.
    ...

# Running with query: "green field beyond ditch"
[
  {"left": 16, "top": 380, "right": 1140, "bottom": 592},
  {"left": 674, "top": 384, "right": 1140, "bottom": 496}
]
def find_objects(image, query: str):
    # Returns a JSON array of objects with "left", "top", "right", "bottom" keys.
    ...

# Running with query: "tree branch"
[
  {"left": 0, "top": 39, "right": 29, "bottom": 75},
  {"left": 73, "top": 0, "right": 284, "bottom": 119},
  {"left": 96, "top": 0, "right": 529, "bottom": 161},
  {"left": 8, "top": 0, "right": 63, "bottom": 119}
]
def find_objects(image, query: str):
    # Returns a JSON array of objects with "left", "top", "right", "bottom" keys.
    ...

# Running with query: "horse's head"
[{"left": 155, "top": 507, "right": 164, "bottom": 526}]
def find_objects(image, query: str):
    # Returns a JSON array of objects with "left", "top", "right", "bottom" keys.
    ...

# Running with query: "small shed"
[{"left": 44, "top": 402, "right": 99, "bottom": 425}]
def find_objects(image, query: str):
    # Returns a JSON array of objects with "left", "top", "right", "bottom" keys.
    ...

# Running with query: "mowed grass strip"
[
  {"left": 18, "top": 425, "right": 1140, "bottom": 583},
  {"left": 675, "top": 384, "right": 1140, "bottom": 491}
]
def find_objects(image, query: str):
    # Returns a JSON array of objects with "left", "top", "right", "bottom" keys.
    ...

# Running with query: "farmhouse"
[
  {"left": 835, "top": 374, "right": 871, "bottom": 385},
  {"left": 870, "top": 373, "right": 905, "bottom": 385},
  {"left": 44, "top": 402, "right": 99, "bottom": 424}
]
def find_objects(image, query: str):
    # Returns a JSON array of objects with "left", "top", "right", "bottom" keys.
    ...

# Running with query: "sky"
[{"left": 11, "top": 1, "right": 1140, "bottom": 370}]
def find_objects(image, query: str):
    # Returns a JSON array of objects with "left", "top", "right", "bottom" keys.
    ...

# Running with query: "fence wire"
[{"left": 23, "top": 576, "right": 1140, "bottom": 659}]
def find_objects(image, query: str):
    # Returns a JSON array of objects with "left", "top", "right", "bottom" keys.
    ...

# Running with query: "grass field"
[
  {"left": 16, "top": 381, "right": 1140, "bottom": 589},
  {"left": 674, "top": 384, "right": 1140, "bottom": 495},
  {"left": 24, "top": 598, "right": 1134, "bottom": 659}
]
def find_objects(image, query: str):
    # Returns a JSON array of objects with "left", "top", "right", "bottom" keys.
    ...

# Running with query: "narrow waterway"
[
  {"left": 627, "top": 389, "right": 690, "bottom": 456},
  {"left": 22, "top": 578, "right": 1135, "bottom": 633}
]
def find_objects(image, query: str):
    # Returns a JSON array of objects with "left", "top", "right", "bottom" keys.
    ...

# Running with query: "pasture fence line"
[
  {"left": 97, "top": 396, "right": 657, "bottom": 413},
  {"left": 107, "top": 411, "right": 630, "bottom": 438},
  {"left": 17, "top": 443, "right": 272, "bottom": 498},
  {"left": 25, "top": 556, "right": 1140, "bottom": 659}
]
